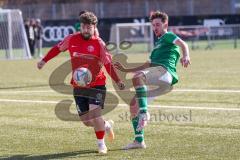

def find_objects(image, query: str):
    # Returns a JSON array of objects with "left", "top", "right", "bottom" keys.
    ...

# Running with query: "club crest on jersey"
[{"left": 87, "top": 45, "right": 95, "bottom": 52}]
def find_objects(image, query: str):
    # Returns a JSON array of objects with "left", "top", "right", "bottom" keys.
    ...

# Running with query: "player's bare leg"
[
  {"left": 80, "top": 113, "right": 114, "bottom": 141},
  {"left": 80, "top": 112, "right": 94, "bottom": 127},
  {"left": 89, "top": 104, "right": 107, "bottom": 154}
]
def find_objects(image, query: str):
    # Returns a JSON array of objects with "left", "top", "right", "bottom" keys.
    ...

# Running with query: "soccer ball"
[{"left": 73, "top": 67, "right": 92, "bottom": 87}]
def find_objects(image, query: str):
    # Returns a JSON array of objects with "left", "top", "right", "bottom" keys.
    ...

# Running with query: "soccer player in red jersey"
[
  {"left": 37, "top": 12, "right": 125, "bottom": 154},
  {"left": 75, "top": 10, "right": 99, "bottom": 36}
]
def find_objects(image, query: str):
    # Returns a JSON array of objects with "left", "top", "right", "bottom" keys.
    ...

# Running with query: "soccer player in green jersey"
[{"left": 115, "top": 11, "right": 190, "bottom": 149}]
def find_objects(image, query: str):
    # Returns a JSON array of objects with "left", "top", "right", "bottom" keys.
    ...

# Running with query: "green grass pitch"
[{"left": 0, "top": 47, "right": 240, "bottom": 159}]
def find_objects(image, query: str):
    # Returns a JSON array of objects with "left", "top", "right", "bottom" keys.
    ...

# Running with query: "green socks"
[
  {"left": 136, "top": 85, "right": 148, "bottom": 113},
  {"left": 131, "top": 85, "right": 147, "bottom": 143},
  {"left": 132, "top": 116, "right": 144, "bottom": 143}
]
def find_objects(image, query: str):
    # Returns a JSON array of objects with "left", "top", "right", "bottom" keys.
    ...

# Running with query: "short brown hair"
[
  {"left": 79, "top": 12, "right": 98, "bottom": 25},
  {"left": 149, "top": 11, "right": 168, "bottom": 23},
  {"left": 78, "top": 10, "right": 87, "bottom": 17}
]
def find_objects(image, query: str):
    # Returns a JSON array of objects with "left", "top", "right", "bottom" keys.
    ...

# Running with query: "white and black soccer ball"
[{"left": 73, "top": 67, "right": 92, "bottom": 87}]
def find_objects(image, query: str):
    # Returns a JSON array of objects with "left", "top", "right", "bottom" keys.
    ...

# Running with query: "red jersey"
[{"left": 42, "top": 33, "right": 120, "bottom": 88}]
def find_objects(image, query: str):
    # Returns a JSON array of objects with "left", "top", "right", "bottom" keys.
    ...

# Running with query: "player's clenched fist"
[
  {"left": 116, "top": 81, "right": 125, "bottom": 90},
  {"left": 180, "top": 56, "right": 191, "bottom": 68},
  {"left": 37, "top": 60, "right": 46, "bottom": 69}
]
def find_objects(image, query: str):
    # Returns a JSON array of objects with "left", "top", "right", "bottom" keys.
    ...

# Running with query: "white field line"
[
  {"left": 0, "top": 89, "right": 240, "bottom": 94},
  {"left": 0, "top": 98, "right": 240, "bottom": 111},
  {"left": 172, "top": 89, "right": 240, "bottom": 93}
]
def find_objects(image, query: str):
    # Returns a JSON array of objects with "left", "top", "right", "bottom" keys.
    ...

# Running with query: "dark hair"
[
  {"left": 79, "top": 10, "right": 87, "bottom": 17},
  {"left": 79, "top": 12, "right": 98, "bottom": 25},
  {"left": 149, "top": 11, "right": 168, "bottom": 23}
]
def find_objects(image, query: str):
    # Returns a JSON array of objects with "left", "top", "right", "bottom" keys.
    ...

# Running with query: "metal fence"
[
  {"left": 2, "top": 0, "right": 240, "bottom": 20},
  {"left": 169, "top": 24, "right": 240, "bottom": 50}
]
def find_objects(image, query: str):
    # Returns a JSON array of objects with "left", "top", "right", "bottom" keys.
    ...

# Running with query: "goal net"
[
  {"left": 0, "top": 9, "right": 31, "bottom": 60},
  {"left": 109, "top": 22, "right": 154, "bottom": 54}
]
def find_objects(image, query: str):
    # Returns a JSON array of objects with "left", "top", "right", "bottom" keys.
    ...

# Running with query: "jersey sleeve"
[
  {"left": 98, "top": 38, "right": 120, "bottom": 83},
  {"left": 57, "top": 34, "right": 72, "bottom": 52},
  {"left": 42, "top": 34, "right": 72, "bottom": 63},
  {"left": 165, "top": 32, "right": 180, "bottom": 44},
  {"left": 98, "top": 38, "right": 112, "bottom": 65}
]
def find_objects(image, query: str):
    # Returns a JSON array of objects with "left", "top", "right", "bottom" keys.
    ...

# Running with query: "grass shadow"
[{"left": 0, "top": 150, "right": 99, "bottom": 160}]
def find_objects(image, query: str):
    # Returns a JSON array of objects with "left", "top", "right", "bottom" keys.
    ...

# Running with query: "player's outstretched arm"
[
  {"left": 175, "top": 38, "right": 191, "bottom": 68},
  {"left": 37, "top": 45, "right": 61, "bottom": 70},
  {"left": 114, "top": 61, "right": 150, "bottom": 73},
  {"left": 104, "top": 62, "right": 125, "bottom": 90},
  {"left": 98, "top": 38, "right": 125, "bottom": 90},
  {"left": 37, "top": 35, "right": 72, "bottom": 70}
]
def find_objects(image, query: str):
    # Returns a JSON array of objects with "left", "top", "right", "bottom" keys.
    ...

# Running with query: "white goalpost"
[
  {"left": 0, "top": 9, "right": 31, "bottom": 60},
  {"left": 110, "top": 22, "right": 154, "bottom": 54}
]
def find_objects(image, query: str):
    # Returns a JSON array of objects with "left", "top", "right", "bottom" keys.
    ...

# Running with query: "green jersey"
[{"left": 150, "top": 32, "right": 180, "bottom": 85}]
